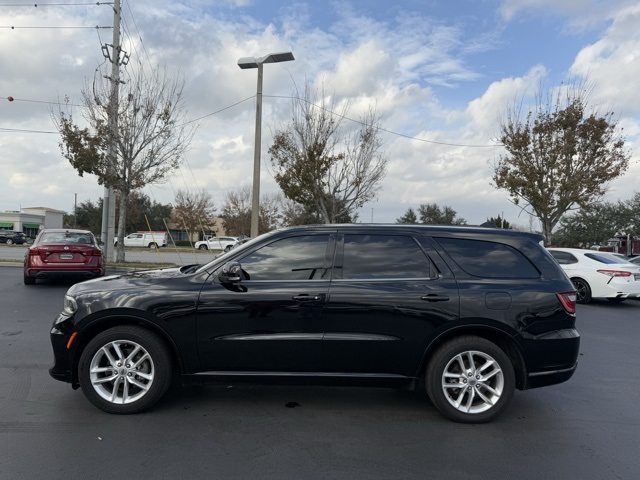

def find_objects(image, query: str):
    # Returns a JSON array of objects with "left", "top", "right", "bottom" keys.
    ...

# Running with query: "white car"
[
  {"left": 194, "top": 236, "right": 238, "bottom": 252},
  {"left": 114, "top": 232, "right": 168, "bottom": 249},
  {"left": 547, "top": 248, "right": 640, "bottom": 304}
]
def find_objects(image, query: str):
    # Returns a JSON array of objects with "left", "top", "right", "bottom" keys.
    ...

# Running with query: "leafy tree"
[
  {"left": 418, "top": 203, "right": 467, "bottom": 225},
  {"left": 171, "top": 189, "right": 216, "bottom": 239},
  {"left": 550, "top": 201, "right": 627, "bottom": 247},
  {"left": 486, "top": 215, "right": 511, "bottom": 229},
  {"left": 269, "top": 81, "right": 387, "bottom": 223},
  {"left": 281, "top": 199, "right": 322, "bottom": 226},
  {"left": 118, "top": 192, "right": 172, "bottom": 232},
  {"left": 492, "top": 83, "right": 630, "bottom": 243},
  {"left": 396, "top": 207, "right": 418, "bottom": 224},
  {"left": 55, "top": 65, "right": 196, "bottom": 261},
  {"left": 63, "top": 198, "right": 103, "bottom": 234}
]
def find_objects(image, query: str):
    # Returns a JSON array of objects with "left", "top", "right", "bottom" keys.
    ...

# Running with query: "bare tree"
[
  {"left": 55, "top": 65, "right": 197, "bottom": 261},
  {"left": 221, "top": 186, "right": 282, "bottom": 236},
  {"left": 492, "top": 82, "right": 630, "bottom": 243},
  {"left": 269, "top": 81, "right": 387, "bottom": 223},
  {"left": 171, "top": 189, "right": 217, "bottom": 241},
  {"left": 221, "top": 186, "right": 252, "bottom": 237}
]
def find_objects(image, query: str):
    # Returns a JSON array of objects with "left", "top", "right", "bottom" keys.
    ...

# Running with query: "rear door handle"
[{"left": 420, "top": 294, "right": 450, "bottom": 302}]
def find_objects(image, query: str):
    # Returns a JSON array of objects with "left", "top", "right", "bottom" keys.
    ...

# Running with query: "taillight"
[
  {"left": 597, "top": 270, "right": 632, "bottom": 277},
  {"left": 29, "top": 248, "right": 40, "bottom": 256},
  {"left": 90, "top": 249, "right": 103, "bottom": 256},
  {"left": 557, "top": 291, "right": 576, "bottom": 315}
]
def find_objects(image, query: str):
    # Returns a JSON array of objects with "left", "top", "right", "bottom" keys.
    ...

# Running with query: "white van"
[{"left": 114, "top": 232, "right": 168, "bottom": 249}]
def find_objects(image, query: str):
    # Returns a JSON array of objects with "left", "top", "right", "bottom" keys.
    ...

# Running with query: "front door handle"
[
  {"left": 421, "top": 294, "right": 450, "bottom": 302},
  {"left": 293, "top": 294, "right": 322, "bottom": 302}
]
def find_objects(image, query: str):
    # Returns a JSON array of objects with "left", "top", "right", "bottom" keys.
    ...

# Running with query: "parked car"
[
  {"left": 49, "top": 225, "right": 579, "bottom": 423},
  {"left": 194, "top": 236, "right": 238, "bottom": 251},
  {"left": 114, "top": 232, "right": 168, "bottom": 249},
  {"left": 547, "top": 248, "right": 640, "bottom": 303},
  {"left": 629, "top": 256, "right": 640, "bottom": 266},
  {"left": 0, "top": 230, "right": 28, "bottom": 245},
  {"left": 24, "top": 229, "right": 105, "bottom": 285}
]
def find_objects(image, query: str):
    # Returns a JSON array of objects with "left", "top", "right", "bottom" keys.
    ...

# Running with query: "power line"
[
  {"left": 0, "top": 25, "right": 111, "bottom": 29},
  {"left": 0, "top": 2, "right": 113, "bottom": 6}
]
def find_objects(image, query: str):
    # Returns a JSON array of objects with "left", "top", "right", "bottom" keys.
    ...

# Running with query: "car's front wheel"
[
  {"left": 6, "top": 238, "right": 13, "bottom": 245},
  {"left": 198, "top": 245, "right": 208, "bottom": 250},
  {"left": 78, "top": 326, "right": 172, "bottom": 414},
  {"left": 571, "top": 278, "right": 592, "bottom": 304},
  {"left": 426, "top": 336, "right": 515, "bottom": 423}
]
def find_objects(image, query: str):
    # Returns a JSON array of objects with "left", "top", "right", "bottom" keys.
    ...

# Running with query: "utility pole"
[{"left": 100, "top": 0, "right": 126, "bottom": 260}]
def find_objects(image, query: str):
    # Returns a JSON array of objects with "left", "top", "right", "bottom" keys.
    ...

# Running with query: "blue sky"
[{"left": 1, "top": 0, "right": 639, "bottom": 228}]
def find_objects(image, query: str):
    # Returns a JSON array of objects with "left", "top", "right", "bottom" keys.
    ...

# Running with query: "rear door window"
[
  {"left": 435, "top": 237, "right": 539, "bottom": 279},
  {"left": 338, "top": 234, "right": 433, "bottom": 279}
]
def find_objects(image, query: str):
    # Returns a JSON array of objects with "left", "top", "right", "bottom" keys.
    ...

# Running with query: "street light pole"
[
  {"left": 250, "top": 62, "right": 264, "bottom": 239},
  {"left": 238, "top": 52, "right": 294, "bottom": 238}
]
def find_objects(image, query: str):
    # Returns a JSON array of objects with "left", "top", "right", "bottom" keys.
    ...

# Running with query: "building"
[{"left": 0, "top": 207, "right": 65, "bottom": 238}]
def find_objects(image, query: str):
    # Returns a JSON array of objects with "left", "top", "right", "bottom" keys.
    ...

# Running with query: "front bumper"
[{"left": 49, "top": 313, "right": 76, "bottom": 385}]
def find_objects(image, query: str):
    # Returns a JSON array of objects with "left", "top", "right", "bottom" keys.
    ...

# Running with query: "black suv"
[
  {"left": 49, "top": 225, "right": 579, "bottom": 423},
  {"left": 0, "top": 230, "right": 27, "bottom": 245}
]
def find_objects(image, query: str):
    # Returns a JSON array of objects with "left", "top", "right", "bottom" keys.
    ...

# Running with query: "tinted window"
[
  {"left": 341, "top": 234, "right": 431, "bottom": 279},
  {"left": 549, "top": 250, "right": 578, "bottom": 265},
  {"left": 584, "top": 253, "right": 624, "bottom": 265},
  {"left": 436, "top": 237, "right": 539, "bottom": 278},
  {"left": 239, "top": 235, "right": 330, "bottom": 281}
]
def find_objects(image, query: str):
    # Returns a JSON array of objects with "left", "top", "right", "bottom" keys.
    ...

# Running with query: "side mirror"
[{"left": 219, "top": 261, "right": 243, "bottom": 284}]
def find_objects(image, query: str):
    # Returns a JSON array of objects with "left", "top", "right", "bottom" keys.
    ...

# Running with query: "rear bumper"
[
  {"left": 26, "top": 269, "right": 104, "bottom": 279},
  {"left": 520, "top": 328, "right": 580, "bottom": 390}
]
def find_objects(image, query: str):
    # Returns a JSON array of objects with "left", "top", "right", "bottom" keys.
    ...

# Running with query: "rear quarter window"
[{"left": 435, "top": 237, "right": 540, "bottom": 279}]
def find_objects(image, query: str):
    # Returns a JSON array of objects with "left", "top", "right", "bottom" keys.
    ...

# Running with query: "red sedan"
[{"left": 24, "top": 229, "right": 105, "bottom": 285}]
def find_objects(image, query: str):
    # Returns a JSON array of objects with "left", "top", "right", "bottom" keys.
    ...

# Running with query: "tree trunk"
[{"left": 116, "top": 192, "right": 128, "bottom": 263}]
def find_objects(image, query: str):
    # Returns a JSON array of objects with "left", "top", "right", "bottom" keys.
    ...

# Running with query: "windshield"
[
  {"left": 39, "top": 232, "right": 95, "bottom": 245},
  {"left": 195, "top": 233, "right": 268, "bottom": 274}
]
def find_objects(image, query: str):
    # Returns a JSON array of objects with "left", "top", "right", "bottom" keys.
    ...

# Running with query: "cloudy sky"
[{"left": 1, "top": 0, "right": 639, "bottom": 228}]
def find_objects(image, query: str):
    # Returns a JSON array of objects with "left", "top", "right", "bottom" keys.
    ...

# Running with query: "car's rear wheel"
[
  {"left": 198, "top": 245, "right": 208, "bottom": 250},
  {"left": 148, "top": 242, "right": 157, "bottom": 249},
  {"left": 78, "top": 326, "right": 172, "bottom": 414},
  {"left": 23, "top": 275, "right": 35, "bottom": 285},
  {"left": 224, "top": 245, "right": 232, "bottom": 252},
  {"left": 426, "top": 336, "right": 515, "bottom": 423},
  {"left": 6, "top": 238, "right": 13, "bottom": 245},
  {"left": 571, "top": 278, "right": 592, "bottom": 304}
]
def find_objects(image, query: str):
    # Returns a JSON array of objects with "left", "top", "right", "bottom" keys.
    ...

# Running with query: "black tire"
[
  {"left": 6, "top": 238, "right": 13, "bottom": 245},
  {"left": 23, "top": 275, "right": 35, "bottom": 285},
  {"left": 571, "top": 278, "right": 592, "bottom": 304},
  {"left": 148, "top": 242, "right": 157, "bottom": 249},
  {"left": 426, "top": 335, "right": 515, "bottom": 423},
  {"left": 198, "top": 245, "right": 208, "bottom": 250},
  {"left": 78, "top": 325, "right": 172, "bottom": 414},
  {"left": 224, "top": 245, "right": 232, "bottom": 252}
]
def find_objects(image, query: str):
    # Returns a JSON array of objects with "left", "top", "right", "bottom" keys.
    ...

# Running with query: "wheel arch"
[
  {"left": 69, "top": 314, "right": 184, "bottom": 387},
  {"left": 419, "top": 323, "right": 527, "bottom": 390}
]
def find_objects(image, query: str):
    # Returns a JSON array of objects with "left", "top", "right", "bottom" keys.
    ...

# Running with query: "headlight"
[{"left": 62, "top": 295, "right": 78, "bottom": 316}]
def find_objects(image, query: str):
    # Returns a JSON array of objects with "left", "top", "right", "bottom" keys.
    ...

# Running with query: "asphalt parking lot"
[{"left": 1, "top": 265, "right": 639, "bottom": 480}]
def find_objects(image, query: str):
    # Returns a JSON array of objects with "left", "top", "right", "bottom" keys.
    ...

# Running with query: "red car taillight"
[
  {"left": 29, "top": 248, "right": 40, "bottom": 256},
  {"left": 557, "top": 291, "right": 576, "bottom": 315},
  {"left": 597, "top": 270, "right": 632, "bottom": 277}
]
